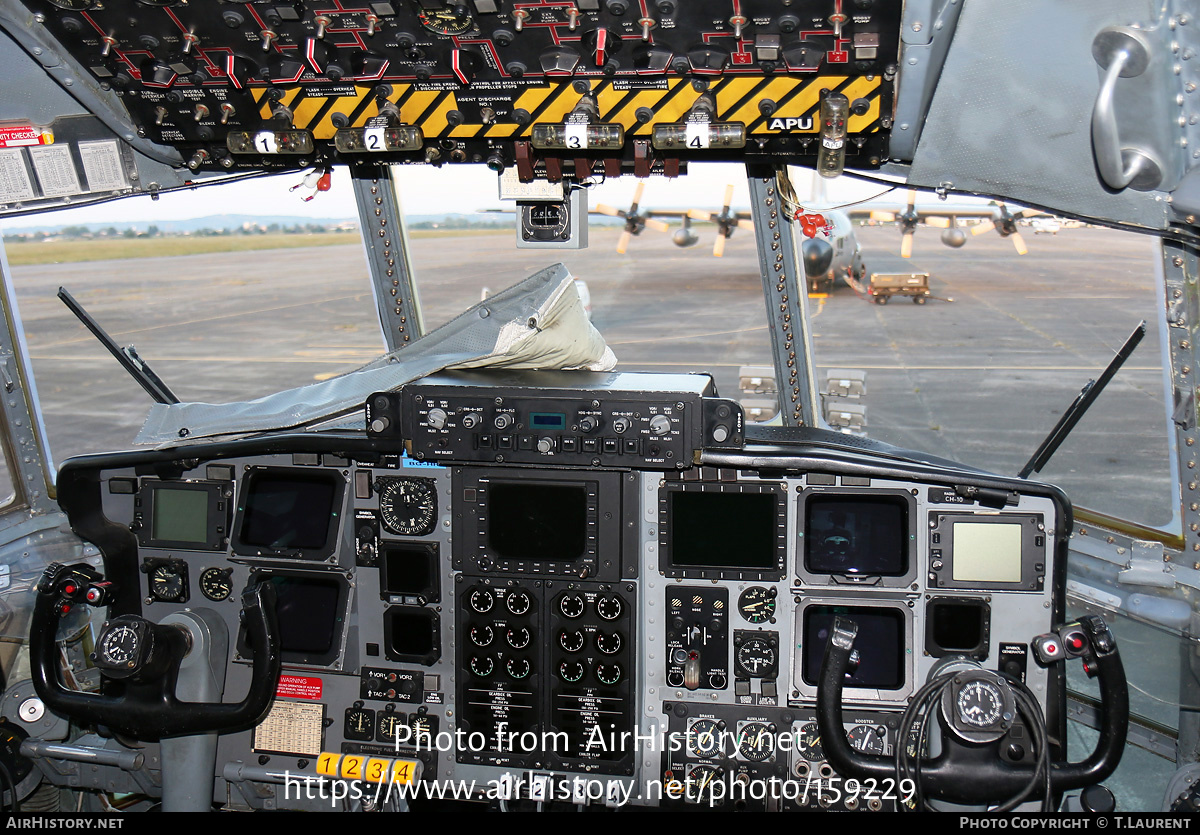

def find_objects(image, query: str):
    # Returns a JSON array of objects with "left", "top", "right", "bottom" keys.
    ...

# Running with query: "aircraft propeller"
[
  {"left": 687, "top": 184, "right": 753, "bottom": 257},
  {"left": 970, "top": 202, "right": 1036, "bottom": 255},
  {"left": 594, "top": 180, "right": 670, "bottom": 254}
]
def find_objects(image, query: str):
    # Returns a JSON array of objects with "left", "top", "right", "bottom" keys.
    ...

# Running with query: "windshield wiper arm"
[
  {"left": 1018, "top": 321, "right": 1146, "bottom": 479},
  {"left": 57, "top": 286, "right": 180, "bottom": 405}
]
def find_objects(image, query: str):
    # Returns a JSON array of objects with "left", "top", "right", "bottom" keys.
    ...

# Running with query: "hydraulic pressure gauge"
[
  {"left": 687, "top": 719, "right": 723, "bottom": 759},
  {"left": 847, "top": 725, "right": 887, "bottom": 755},
  {"left": 417, "top": 6, "right": 474, "bottom": 35},
  {"left": 737, "top": 722, "right": 774, "bottom": 762},
  {"left": 796, "top": 722, "right": 825, "bottom": 762},
  {"left": 377, "top": 478, "right": 437, "bottom": 536}
]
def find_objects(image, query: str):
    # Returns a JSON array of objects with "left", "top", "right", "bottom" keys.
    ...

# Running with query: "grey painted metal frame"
[
  {"left": 351, "top": 162, "right": 425, "bottom": 352},
  {"left": 746, "top": 166, "right": 820, "bottom": 427},
  {"left": 0, "top": 239, "right": 57, "bottom": 515}
]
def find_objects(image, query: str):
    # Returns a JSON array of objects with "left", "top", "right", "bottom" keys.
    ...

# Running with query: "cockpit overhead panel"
[{"left": 9, "top": 0, "right": 901, "bottom": 176}]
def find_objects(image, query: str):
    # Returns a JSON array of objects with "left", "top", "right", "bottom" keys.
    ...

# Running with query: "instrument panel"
[{"left": 29, "top": 372, "right": 1072, "bottom": 810}]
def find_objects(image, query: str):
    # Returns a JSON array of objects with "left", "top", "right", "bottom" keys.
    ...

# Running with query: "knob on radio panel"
[{"left": 364, "top": 369, "right": 743, "bottom": 470}]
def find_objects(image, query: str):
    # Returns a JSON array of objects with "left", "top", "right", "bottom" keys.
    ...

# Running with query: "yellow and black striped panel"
[{"left": 251, "top": 74, "right": 884, "bottom": 141}]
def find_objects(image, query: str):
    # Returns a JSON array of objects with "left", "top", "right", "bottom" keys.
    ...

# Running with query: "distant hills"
[{"left": 0, "top": 212, "right": 524, "bottom": 235}]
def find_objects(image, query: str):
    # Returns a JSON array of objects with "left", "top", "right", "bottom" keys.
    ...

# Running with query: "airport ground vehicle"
[{"left": 0, "top": 0, "right": 1191, "bottom": 815}]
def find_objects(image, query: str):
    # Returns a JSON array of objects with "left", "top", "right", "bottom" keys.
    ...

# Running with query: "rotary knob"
[
  {"left": 612, "top": 417, "right": 631, "bottom": 434},
  {"left": 462, "top": 413, "right": 481, "bottom": 429},
  {"left": 649, "top": 415, "right": 672, "bottom": 435},
  {"left": 494, "top": 413, "right": 514, "bottom": 430},
  {"left": 427, "top": 408, "right": 448, "bottom": 429},
  {"left": 537, "top": 437, "right": 554, "bottom": 453}
]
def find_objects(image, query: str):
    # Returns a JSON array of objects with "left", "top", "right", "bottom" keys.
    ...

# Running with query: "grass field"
[{"left": 3, "top": 228, "right": 510, "bottom": 266}]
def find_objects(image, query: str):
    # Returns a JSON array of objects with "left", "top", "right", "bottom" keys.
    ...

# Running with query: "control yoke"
[
  {"left": 31, "top": 563, "right": 281, "bottom": 738},
  {"left": 815, "top": 614, "right": 1128, "bottom": 807}
]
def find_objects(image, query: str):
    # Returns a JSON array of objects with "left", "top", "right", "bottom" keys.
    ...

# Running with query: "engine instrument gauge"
[
  {"left": 469, "top": 588, "right": 495, "bottom": 613},
  {"left": 377, "top": 711, "right": 406, "bottom": 743},
  {"left": 559, "top": 592, "right": 585, "bottom": 618},
  {"left": 506, "top": 590, "right": 531, "bottom": 616},
  {"left": 559, "top": 660, "right": 585, "bottom": 682},
  {"left": 596, "top": 594, "right": 622, "bottom": 620},
  {"left": 417, "top": 6, "right": 474, "bottom": 35},
  {"left": 199, "top": 567, "right": 232, "bottom": 601},
  {"left": 595, "top": 662, "right": 622, "bottom": 685},
  {"left": 469, "top": 655, "right": 494, "bottom": 677},
  {"left": 560, "top": 629, "right": 585, "bottom": 652},
  {"left": 596, "top": 631, "right": 622, "bottom": 654},
  {"left": 506, "top": 626, "right": 531, "bottom": 649},
  {"left": 506, "top": 656, "right": 531, "bottom": 679},
  {"left": 737, "top": 586, "right": 776, "bottom": 624},
  {"left": 345, "top": 707, "right": 375, "bottom": 741},
  {"left": 737, "top": 722, "right": 774, "bottom": 762},
  {"left": 469, "top": 624, "right": 494, "bottom": 646},
  {"left": 378, "top": 478, "right": 437, "bottom": 536}
]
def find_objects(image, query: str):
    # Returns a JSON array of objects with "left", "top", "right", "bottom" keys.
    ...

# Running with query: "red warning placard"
[
  {"left": 0, "top": 126, "right": 48, "bottom": 148},
  {"left": 275, "top": 675, "right": 323, "bottom": 700}
]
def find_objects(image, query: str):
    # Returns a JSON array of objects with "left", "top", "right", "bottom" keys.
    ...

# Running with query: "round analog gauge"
[
  {"left": 469, "top": 588, "right": 494, "bottom": 613},
  {"left": 956, "top": 680, "right": 1004, "bottom": 728},
  {"left": 469, "top": 655, "right": 494, "bottom": 677},
  {"left": 685, "top": 765, "right": 720, "bottom": 803},
  {"left": 149, "top": 564, "right": 186, "bottom": 602},
  {"left": 595, "top": 631, "right": 622, "bottom": 654},
  {"left": 560, "top": 629, "right": 585, "bottom": 652},
  {"left": 595, "top": 662, "right": 621, "bottom": 685},
  {"left": 735, "top": 637, "right": 777, "bottom": 678},
  {"left": 100, "top": 625, "right": 139, "bottom": 666},
  {"left": 46, "top": 0, "right": 94, "bottom": 9},
  {"left": 559, "top": 592, "right": 585, "bottom": 619},
  {"left": 417, "top": 6, "right": 474, "bottom": 36},
  {"left": 199, "top": 568, "right": 232, "bottom": 601},
  {"left": 409, "top": 714, "right": 434, "bottom": 740},
  {"left": 506, "top": 626, "right": 531, "bottom": 649},
  {"left": 687, "top": 719, "right": 723, "bottom": 759},
  {"left": 596, "top": 595, "right": 622, "bottom": 620},
  {"left": 506, "top": 657, "right": 531, "bottom": 679},
  {"left": 737, "top": 586, "right": 776, "bottom": 624},
  {"left": 559, "top": 660, "right": 585, "bottom": 683},
  {"left": 378, "top": 478, "right": 437, "bottom": 536},
  {"left": 345, "top": 708, "right": 374, "bottom": 740},
  {"left": 737, "top": 722, "right": 774, "bottom": 762},
  {"left": 847, "top": 725, "right": 887, "bottom": 755},
  {"left": 469, "top": 624, "right": 494, "bottom": 647},
  {"left": 377, "top": 712, "right": 405, "bottom": 743},
  {"left": 506, "top": 591, "right": 531, "bottom": 616},
  {"left": 796, "top": 722, "right": 824, "bottom": 762}
]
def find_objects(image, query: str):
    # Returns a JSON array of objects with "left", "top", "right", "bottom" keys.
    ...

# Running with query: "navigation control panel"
[{"left": 370, "top": 369, "right": 744, "bottom": 469}]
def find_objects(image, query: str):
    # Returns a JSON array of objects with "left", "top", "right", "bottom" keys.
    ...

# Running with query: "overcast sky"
[{"left": 0, "top": 163, "right": 923, "bottom": 228}]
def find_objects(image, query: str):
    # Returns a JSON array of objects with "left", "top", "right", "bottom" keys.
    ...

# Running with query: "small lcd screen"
[
  {"left": 269, "top": 574, "right": 342, "bottom": 660},
  {"left": 802, "top": 606, "right": 904, "bottom": 689},
  {"left": 385, "top": 607, "right": 438, "bottom": 661},
  {"left": 953, "top": 522, "right": 1022, "bottom": 582},
  {"left": 151, "top": 487, "right": 209, "bottom": 544},
  {"left": 488, "top": 483, "right": 586, "bottom": 561},
  {"left": 381, "top": 543, "right": 438, "bottom": 600},
  {"left": 531, "top": 412, "right": 566, "bottom": 429},
  {"left": 669, "top": 491, "right": 778, "bottom": 570},
  {"left": 805, "top": 496, "right": 907, "bottom": 576},
  {"left": 239, "top": 472, "right": 337, "bottom": 553}
]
